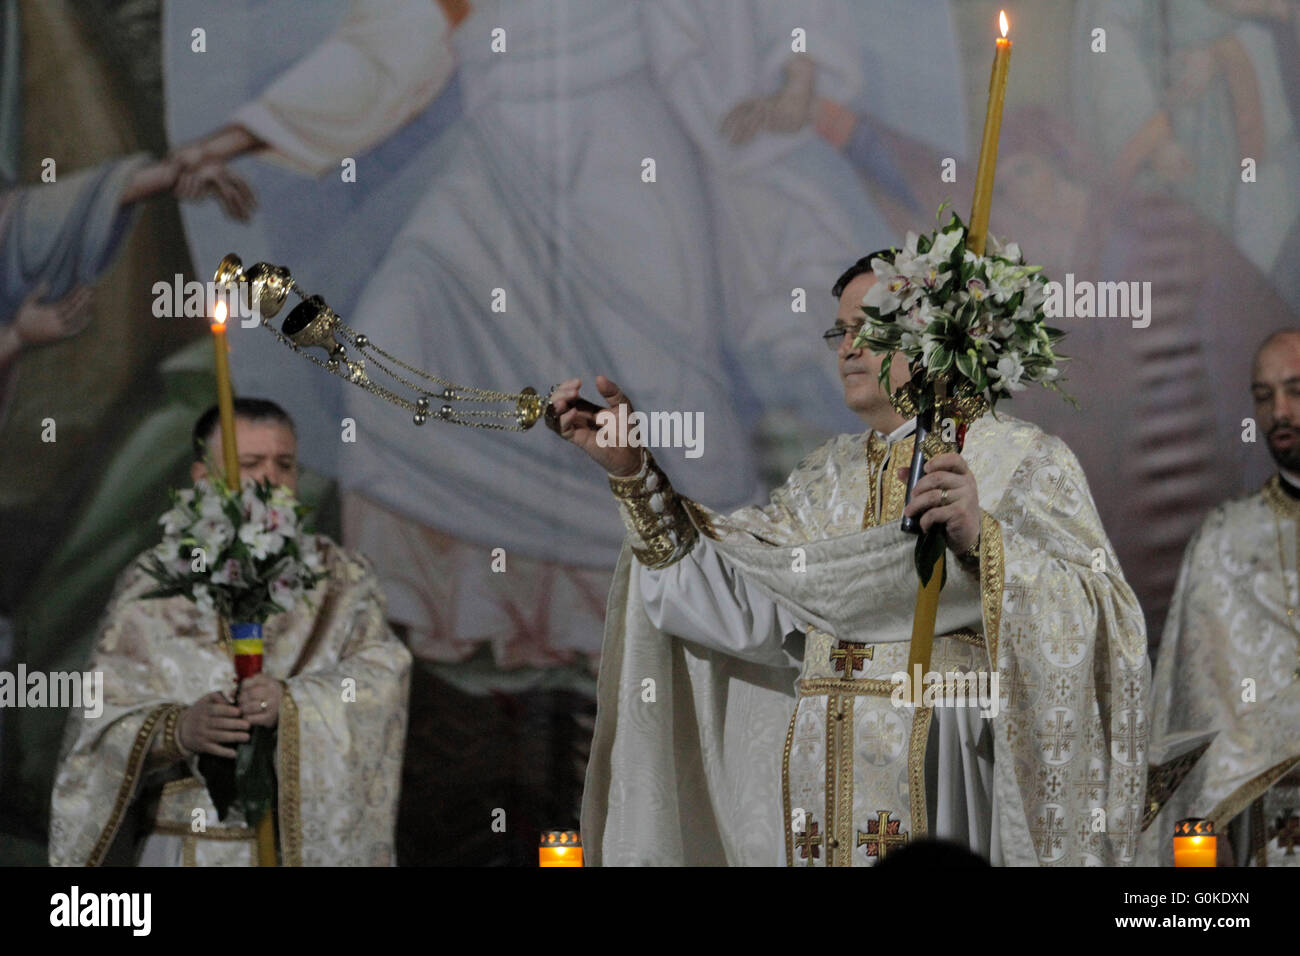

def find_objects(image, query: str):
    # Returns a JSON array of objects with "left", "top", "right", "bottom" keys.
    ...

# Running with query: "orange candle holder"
[
  {"left": 1172, "top": 818, "right": 1217, "bottom": 867},
  {"left": 539, "top": 829, "right": 583, "bottom": 867}
]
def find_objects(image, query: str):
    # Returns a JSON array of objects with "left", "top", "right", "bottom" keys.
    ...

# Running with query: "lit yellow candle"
[
  {"left": 906, "top": 13, "right": 1011, "bottom": 687},
  {"left": 1172, "top": 818, "right": 1217, "bottom": 867},
  {"left": 210, "top": 300, "right": 241, "bottom": 488},
  {"left": 212, "top": 298, "right": 277, "bottom": 867},
  {"left": 967, "top": 10, "right": 1012, "bottom": 257}
]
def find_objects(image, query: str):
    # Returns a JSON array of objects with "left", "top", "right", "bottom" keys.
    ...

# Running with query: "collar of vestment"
[
  {"left": 871, "top": 417, "right": 917, "bottom": 444},
  {"left": 1279, "top": 469, "right": 1300, "bottom": 500},
  {"left": 863, "top": 417, "right": 918, "bottom": 528},
  {"left": 1265, "top": 473, "right": 1300, "bottom": 519}
]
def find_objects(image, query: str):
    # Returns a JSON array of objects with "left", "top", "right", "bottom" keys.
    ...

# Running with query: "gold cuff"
[
  {"left": 609, "top": 452, "right": 698, "bottom": 569},
  {"left": 155, "top": 705, "right": 187, "bottom": 762},
  {"left": 954, "top": 535, "right": 981, "bottom": 572}
]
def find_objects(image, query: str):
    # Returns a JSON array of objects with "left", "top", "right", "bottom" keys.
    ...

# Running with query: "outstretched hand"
[
  {"left": 719, "top": 54, "right": 816, "bottom": 144},
  {"left": 10, "top": 283, "right": 94, "bottom": 347},
  {"left": 547, "top": 375, "right": 643, "bottom": 477},
  {"left": 175, "top": 160, "right": 257, "bottom": 221}
]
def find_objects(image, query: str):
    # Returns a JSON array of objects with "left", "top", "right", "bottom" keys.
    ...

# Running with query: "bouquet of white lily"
[
  {"left": 140, "top": 477, "right": 325, "bottom": 624},
  {"left": 853, "top": 206, "right": 1068, "bottom": 413},
  {"left": 139, "top": 476, "right": 325, "bottom": 837},
  {"left": 852, "top": 207, "right": 1070, "bottom": 588}
]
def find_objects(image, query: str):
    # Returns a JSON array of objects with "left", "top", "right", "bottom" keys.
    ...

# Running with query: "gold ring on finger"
[{"left": 939, "top": 488, "right": 950, "bottom": 506}]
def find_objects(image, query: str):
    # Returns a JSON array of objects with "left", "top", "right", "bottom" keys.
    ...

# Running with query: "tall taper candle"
[
  {"left": 967, "top": 10, "right": 1011, "bottom": 257},
  {"left": 210, "top": 300, "right": 240, "bottom": 488}
]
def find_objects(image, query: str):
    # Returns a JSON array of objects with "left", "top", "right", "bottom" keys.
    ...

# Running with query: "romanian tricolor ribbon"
[{"left": 230, "top": 621, "right": 264, "bottom": 680}]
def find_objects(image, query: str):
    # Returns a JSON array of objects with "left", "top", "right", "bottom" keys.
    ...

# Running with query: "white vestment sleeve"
[
  {"left": 637, "top": 536, "right": 801, "bottom": 668},
  {"left": 230, "top": 0, "right": 457, "bottom": 176}
]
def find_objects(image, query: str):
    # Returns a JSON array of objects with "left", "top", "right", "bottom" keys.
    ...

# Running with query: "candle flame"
[
  {"left": 212, "top": 299, "right": 228, "bottom": 327},
  {"left": 999, "top": 10, "right": 1009, "bottom": 37}
]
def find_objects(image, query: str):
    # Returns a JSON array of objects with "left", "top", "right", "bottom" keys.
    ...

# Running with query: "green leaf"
[
  {"left": 235, "top": 725, "right": 278, "bottom": 830},
  {"left": 955, "top": 350, "right": 976, "bottom": 383},
  {"left": 914, "top": 528, "right": 948, "bottom": 589}
]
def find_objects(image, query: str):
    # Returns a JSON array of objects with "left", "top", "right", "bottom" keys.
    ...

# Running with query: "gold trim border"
[
  {"left": 278, "top": 689, "right": 303, "bottom": 866},
  {"left": 86, "top": 704, "right": 175, "bottom": 866},
  {"left": 782, "top": 705, "right": 798, "bottom": 867},
  {"left": 1263, "top": 475, "right": 1300, "bottom": 522},
  {"left": 1209, "top": 755, "right": 1300, "bottom": 835},
  {"left": 152, "top": 820, "right": 257, "bottom": 841},
  {"left": 801, "top": 677, "right": 897, "bottom": 697},
  {"left": 160, "top": 777, "right": 202, "bottom": 798},
  {"left": 832, "top": 694, "right": 855, "bottom": 867},
  {"left": 979, "top": 512, "right": 1005, "bottom": 671},
  {"left": 909, "top": 705, "right": 934, "bottom": 839}
]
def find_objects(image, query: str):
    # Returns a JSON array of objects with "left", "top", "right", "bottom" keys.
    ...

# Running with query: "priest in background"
[
  {"left": 48, "top": 399, "right": 411, "bottom": 866},
  {"left": 1140, "top": 329, "right": 1300, "bottom": 867},
  {"left": 559, "top": 256, "right": 1150, "bottom": 866}
]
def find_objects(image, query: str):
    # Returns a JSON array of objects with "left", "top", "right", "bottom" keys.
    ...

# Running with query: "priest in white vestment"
[
  {"left": 557, "top": 258, "right": 1150, "bottom": 866},
  {"left": 49, "top": 401, "right": 411, "bottom": 866},
  {"left": 1139, "top": 329, "right": 1300, "bottom": 867}
]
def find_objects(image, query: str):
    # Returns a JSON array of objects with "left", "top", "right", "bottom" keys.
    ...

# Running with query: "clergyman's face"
[
  {"left": 190, "top": 418, "right": 300, "bottom": 493},
  {"left": 835, "top": 273, "right": 910, "bottom": 421},
  {"left": 1253, "top": 332, "right": 1300, "bottom": 472}
]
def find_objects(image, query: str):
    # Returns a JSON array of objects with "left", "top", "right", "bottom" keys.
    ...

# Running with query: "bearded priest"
[
  {"left": 557, "top": 254, "right": 1150, "bottom": 866},
  {"left": 1139, "top": 330, "right": 1300, "bottom": 867}
]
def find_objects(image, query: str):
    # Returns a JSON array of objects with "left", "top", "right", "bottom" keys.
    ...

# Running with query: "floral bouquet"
[
  {"left": 140, "top": 476, "right": 325, "bottom": 831},
  {"left": 141, "top": 478, "right": 325, "bottom": 625},
  {"left": 852, "top": 206, "right": 1069, "bottom": 584},
  {"left": 854, "top": 206, "right": 1067, "bottom": 414}
]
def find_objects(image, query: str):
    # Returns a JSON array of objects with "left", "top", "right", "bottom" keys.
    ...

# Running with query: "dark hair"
[
  {"left": 192, "top": 398, "right": 296, "bottom": 463},
  {"left": 832, "top": 249, "right": 895, "bottom": 299}
]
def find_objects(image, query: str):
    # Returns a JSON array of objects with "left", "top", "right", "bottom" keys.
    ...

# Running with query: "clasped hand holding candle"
[{"left": 898, "top": 455, "right": 982, "bottom": 556}]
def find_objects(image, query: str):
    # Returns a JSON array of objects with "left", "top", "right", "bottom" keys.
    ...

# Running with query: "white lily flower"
[
  {"left": 239, "top": 522, "right": 286, "bottom": 561},
  {"left": 928, "top": 228, "right": 963, "bottom": 263},
  {"left": 160, "top": 505, "right": 193, "bottom": 536},
  {"left": 268, "top": 571, "right": 300, "bottom": 611},
  {"left": 988, "top": 235, "right": 1022, "bottom": 263},
  {"left": 898, "top": 307, "right": 928, "bottom": 334},
  {"left": 863, "top": 259, "right": 911, "bottom": 315},
  {"left": 198, "top": 492, "right": 227, "bottom": 521},
  {"left": 265, "top": 504, "right": 298, "bottom": 534},
  {"left": 194, "top": 515, "right": 234, "bottom": 554},
  {"left": 990, "top": 354, "right": 1028, "bottom": 393},
  {"left": 211, "top": 557, "right": 244, "bottom": 586}
]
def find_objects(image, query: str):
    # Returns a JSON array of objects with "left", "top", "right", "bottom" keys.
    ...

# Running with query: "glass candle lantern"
[
  {"left": 1172, "top": 818, "right": 1217, "bottom": 867},
  {"left": 539, "top": 829, "right": 583, "bottom": 867}
]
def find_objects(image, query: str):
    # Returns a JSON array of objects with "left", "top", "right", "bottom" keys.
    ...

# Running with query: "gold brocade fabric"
[
  {"left": 48, "top": 536, "right": 412, "bottom": 866},
  {"left": 1138, "top": 476, "right": 1300, "bottom": 866},
  {"left": 784, "top": 429, "right": 934, "bottom": 867},
  {"left": 585, "top": 412, "right": 1150, "bottom": 865}
]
